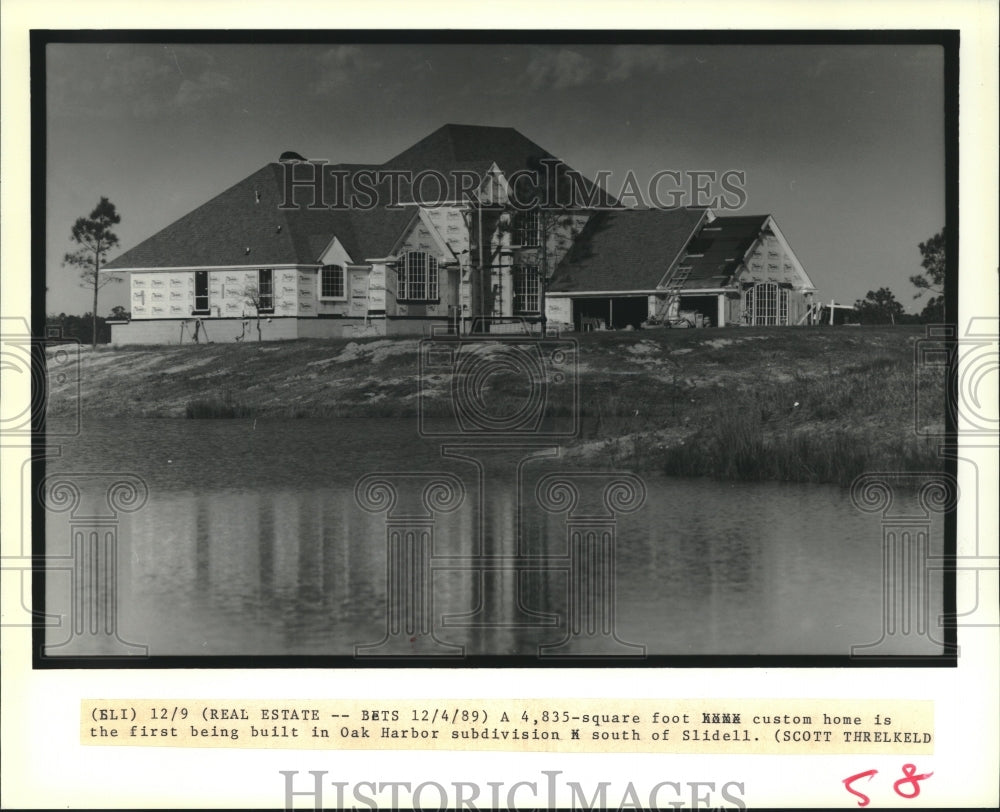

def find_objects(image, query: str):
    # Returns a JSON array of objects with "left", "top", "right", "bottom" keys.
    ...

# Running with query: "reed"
[
  {"left": 184, "top": 392, "right": 255, "bottom": 418},
  {"left": 49, "top": 327, "right": 946, "bottom": 486}
]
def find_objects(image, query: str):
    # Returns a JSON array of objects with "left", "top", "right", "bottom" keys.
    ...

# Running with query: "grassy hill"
[{"left": 45, "top": 325, "right": 946, "bottom": 485}]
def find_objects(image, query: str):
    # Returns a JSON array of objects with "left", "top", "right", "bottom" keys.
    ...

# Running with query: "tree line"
[
  {"left": 852, "top": 228, "right": 946, "bottom": 325},
  {"left": 46, "top": 307, "right": 129, "bottom": 344}
]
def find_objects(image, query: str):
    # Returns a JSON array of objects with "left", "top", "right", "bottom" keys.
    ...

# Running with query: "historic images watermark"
[
  {"left": 0, "top": 317, "right": 80, "bottom": 440},
  {"left": 913, "top": 318, "right": 1000, "bottom": 631},
  {"left": 847, "top": 318, "right": 1000, "bottom": 657},
  {"left": 849, "top": 472, "right": 958, "bottom": 657},
  {"left": 279, "top": 159, "right": 748, "bottom": 212},
  {"left": 1, "top": 317, "right": 149, "bottom": 658},
  {"left": 354, "top": 321, "right": 646, "bottom": 659},
  {"left": 914, "top": 318, "right": 999, "bottom": 439},
  {"left": 37, "top": 472, "right": 150, "bottom": 658},
  {"left": 279, "top": 769, "right": 748, "bottom": 811}
]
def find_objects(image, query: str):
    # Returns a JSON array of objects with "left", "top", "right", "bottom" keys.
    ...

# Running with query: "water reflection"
[{"left": 42, "top": 418, "right": 946, "bottom": 657}]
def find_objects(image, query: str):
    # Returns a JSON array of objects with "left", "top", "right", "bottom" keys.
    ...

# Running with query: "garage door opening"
[
  {"left": 678, "top": 295, "right": 719, "bottom": 328},
  {"left": 573, "top": 297, "right": 648, "bottom": 331}
]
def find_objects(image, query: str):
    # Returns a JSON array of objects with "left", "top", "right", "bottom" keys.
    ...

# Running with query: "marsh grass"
[
  {"left": 659, "top": 349, "right": 944, "bottom": 485},
  {"left": 185, "top": 390, "right": 255, "bottom": 418},
  {"left": 56, "top": 327, "right": 945, "bottom": 485}
]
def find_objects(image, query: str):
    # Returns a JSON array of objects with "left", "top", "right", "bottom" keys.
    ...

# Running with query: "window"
[
  {"left": 193, "top": 271, "right": 209, "bottom": 314},
  {"left": 512, "top": 209, "right": 540, "bottom": 247},
  {"left": 513, "top": 265, "right": 541, "bottom": 314},
  {"left": 398, "top": 251, "right": 438, "bottom": 301},
  {"left": 755, "top": 282, "right": 777, "bottom": 325},
  {"left": 320, "top": 264, "right": 345, "bottom": 299},
  {"left": 257, "top": 269, "right": 274, "bottom": 313},
  {"left": 744, "top": 282, "right": 788, "bottom": 325}
]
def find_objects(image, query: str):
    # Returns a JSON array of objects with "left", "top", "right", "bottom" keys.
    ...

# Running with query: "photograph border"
[{"left": 30, "top": 27, "right": 961, "bottom": 671}]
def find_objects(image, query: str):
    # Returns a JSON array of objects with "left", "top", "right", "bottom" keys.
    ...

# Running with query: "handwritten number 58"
[{"left": 843, "top": 764, "right": 933, "bottom": 807}]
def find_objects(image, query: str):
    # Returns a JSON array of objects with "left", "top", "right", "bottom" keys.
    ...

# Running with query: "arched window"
[
  {"left": 743, "top": 282, "right": 789, "bottom": 325},
  {"left": 320, "top": 265, "right": 345, "bottom": 299},
  {"left": 397, "top": 251, "right": 439, "bottom": 301}
]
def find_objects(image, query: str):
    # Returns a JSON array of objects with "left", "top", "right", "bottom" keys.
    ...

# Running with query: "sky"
[{"left": 44, "top": 41, "right": 945, "bottom": 316}]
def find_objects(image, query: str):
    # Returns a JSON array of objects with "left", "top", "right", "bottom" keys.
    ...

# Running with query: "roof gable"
[
  {"left": 759, "top": 216, "right": 816, "bottom": 290},
  {"left": 665, "top": 214, "right": 770, "bottom": 289},
  {"left": 658, "top": 214, "right": 815, "bottom": 292}
]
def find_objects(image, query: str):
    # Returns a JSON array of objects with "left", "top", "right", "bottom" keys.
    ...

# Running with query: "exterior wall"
[
  {"left": 421, "top": 206, "right": 468, "bottom": 256},
  {"left": 647, "top": 295, "right": 659, "bottom": 321},
  {"left": 386, "top": 318, "right": 453, "bottom": 337},
  {"left": 294, "top": 269, "right": 317, "bottom": 317},
  {"left": 314, "top": 265, "right": 392, "bottom": 318},
  {"left": 131, "top": 271, "right": 190, "bottom": 319},
  {"left": 110, "top": 314, "right": 456, "bottom": 344},
  {"left": 745, "top": 229, "right": 800, "bottom": 287},
  {"left": 465, "top": 210, "right": 590, "bottom": 320},
  {"left": 786, "top": 289, "right": 813, "bottom": 325},
  {"left": 111, "top": 317, "right": 301, "bottom": 345},
  {"left": 725, "top": 291, "right": 743, "bottom": 325},
  {"left": 130, "top": 268, "right": 305, "bottom": 320},
  {"left": 458, "top": 264, "right": 474, "bottom": 320},
  {"left": 545, "top": 295, "right": 573, "bottom": 328},
  {"left": 298, "top": 318, "right": 386, "bottom": 340}
]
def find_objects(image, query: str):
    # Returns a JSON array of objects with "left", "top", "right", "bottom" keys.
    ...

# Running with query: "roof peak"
[{"left": 437, "top": 122, "right": 517, "bottom": 131}]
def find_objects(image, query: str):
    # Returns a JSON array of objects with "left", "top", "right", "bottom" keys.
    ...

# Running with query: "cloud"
[
  {"left": 606, "top": 46, "right": 689, "bottom": 82},
  {"left": 48, "top": 45, "right": 234, "bottom": 119},
  {"left": 312, "top": 45, "right": 382, "bottom": 95},
  {"left": 98, "top": 51, "right": 176, "bottom": 118},
  {"left": 515, "top": 46, "right": 688, "bottom": 91},
  {"left": 99, "top": 53, "right": 173, "bottom": 94},
  {"left": 524, "top": 48, "right": 595, "bottom": 90}
]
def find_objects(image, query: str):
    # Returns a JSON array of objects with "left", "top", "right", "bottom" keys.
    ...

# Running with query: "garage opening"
[
  {"left": 573, "top": 297, "right": 648, "bottom": 331},
  {"left": 678, "top": 295, "right": 719, "bottom": 328}
]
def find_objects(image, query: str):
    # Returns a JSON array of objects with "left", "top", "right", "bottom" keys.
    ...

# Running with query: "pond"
[{"left": 41, "top": 418, "right": 946, "bottom": 659}]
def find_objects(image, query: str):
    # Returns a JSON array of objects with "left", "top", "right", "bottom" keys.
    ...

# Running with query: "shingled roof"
[
  {"left": 105, "top": 124, "right": 614, "bottom": 271},
  {"left": 548, "top": 208, "right": 708, "bottom": 293},
  {"left": 385, "top": 123, "right": 613, "bottom": 205},
  {"left": 105, "top": 163, "right": 416, "bottom": 270},
  {"left": 385, "top": 124, "right": 556, "bottom": 178}
]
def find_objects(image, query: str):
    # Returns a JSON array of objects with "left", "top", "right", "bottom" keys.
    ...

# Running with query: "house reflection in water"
[{"left": 44, "top": 472, "right": 944, "bottom": 658}]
